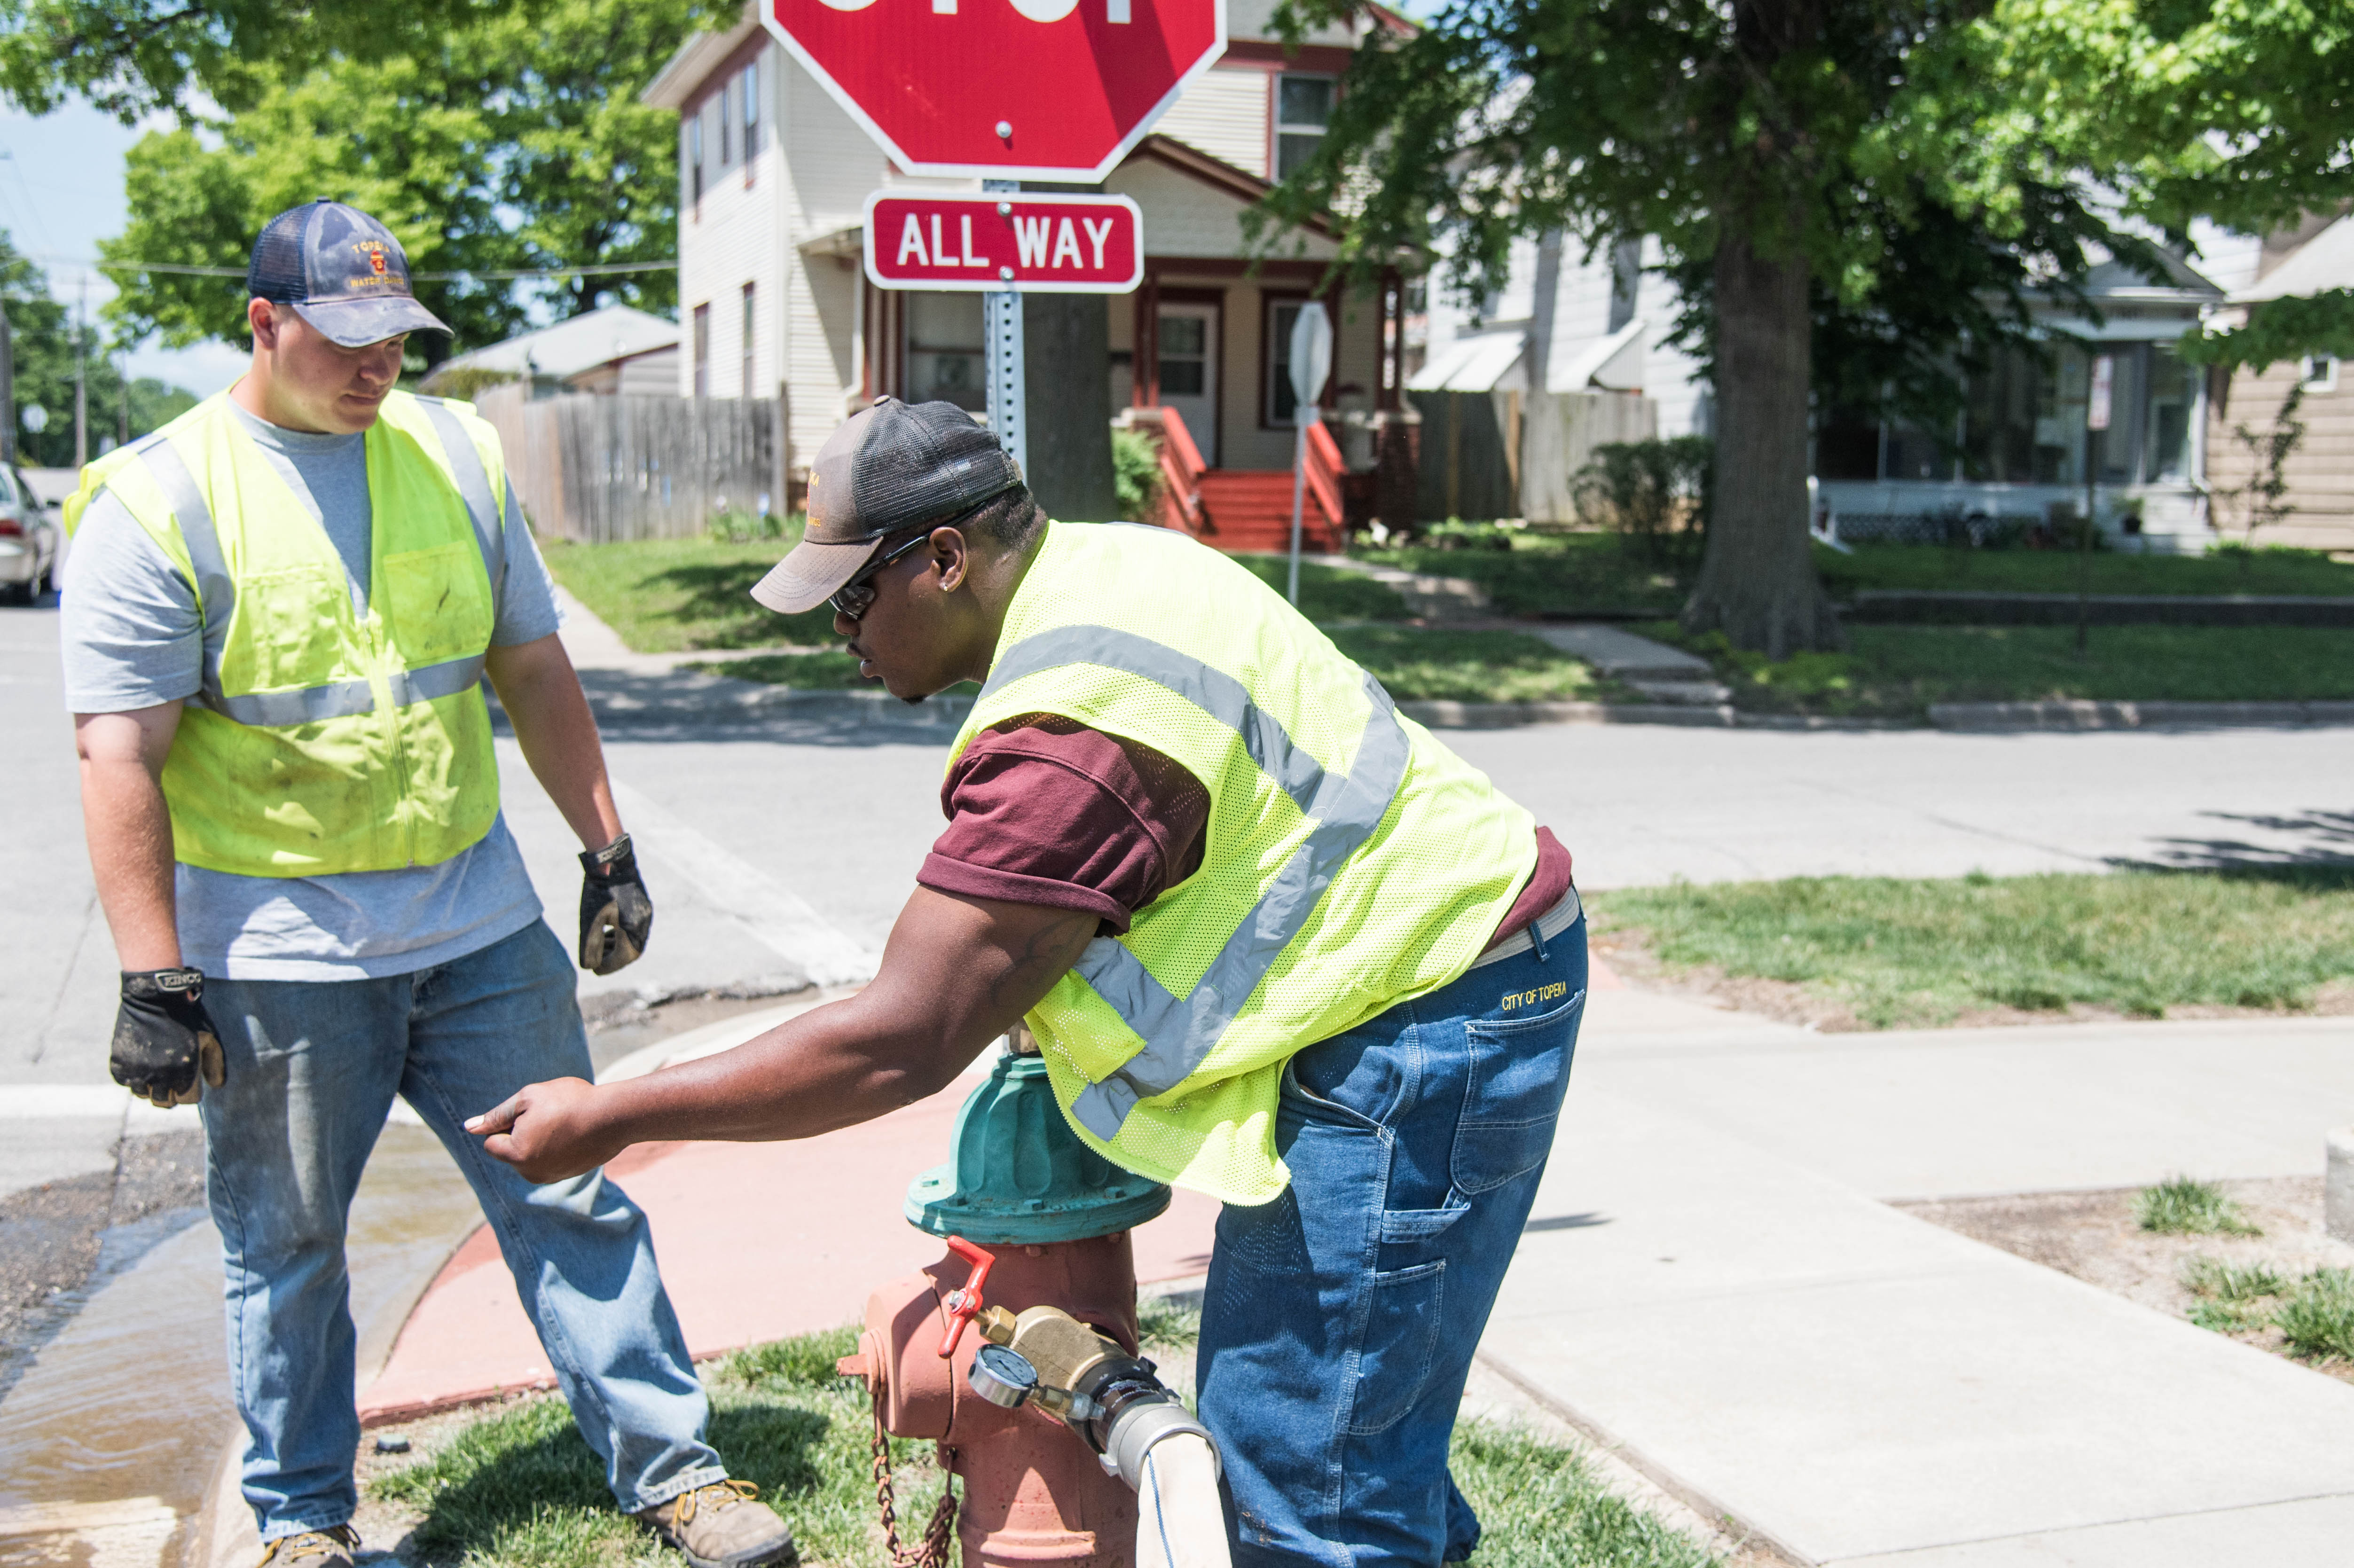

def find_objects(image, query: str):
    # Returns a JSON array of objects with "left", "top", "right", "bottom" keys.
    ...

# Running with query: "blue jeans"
[
  {"left": 197, "top": 920, "right": 723, "bottom": 1542},
  {"left": 1198, "top": 915, "right": 1587, "bottom": 1567}
]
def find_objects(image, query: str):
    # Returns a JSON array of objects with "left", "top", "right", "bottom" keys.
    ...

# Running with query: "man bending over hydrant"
[{"left": 471, "top": 398, "right": 1586, "bottom": 1567}]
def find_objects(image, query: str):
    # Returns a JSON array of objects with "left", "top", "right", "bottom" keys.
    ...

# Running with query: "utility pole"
[
  {"left": 0, "top": 294, "right": 14, "bottom": 464},
  {"left": 2078, "top": 352, "right": 2112, "bottom": 658},
  {"left": 74, "top": 272, "right": 88, "bottom": 469},
  {"left": 118, "top": 353, "right": 130, "bottom": 448}
]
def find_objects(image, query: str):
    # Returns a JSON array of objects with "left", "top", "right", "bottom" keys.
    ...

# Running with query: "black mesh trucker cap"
[
  {"left": 751, "top": 398, "right": 1024, "bottom": 615},
  {"left": 248, "top": 200, "right": 452, "bottom": 347}
]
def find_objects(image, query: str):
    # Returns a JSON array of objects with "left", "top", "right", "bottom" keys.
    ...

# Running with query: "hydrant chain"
[{"left": 868, "top": 1379, "right": 958, "bottom": 1568}]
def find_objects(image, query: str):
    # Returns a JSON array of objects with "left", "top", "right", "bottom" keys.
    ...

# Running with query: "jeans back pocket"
[{"left": 1450, "top": 988, "right": 1584, "bottom": 1195}]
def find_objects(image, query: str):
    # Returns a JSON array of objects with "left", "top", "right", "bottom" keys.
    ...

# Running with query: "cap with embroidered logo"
[{"left": 247, "top": 200, "right": 452, "bottom": 348}]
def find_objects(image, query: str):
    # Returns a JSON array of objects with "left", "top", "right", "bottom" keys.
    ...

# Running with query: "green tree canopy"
[
  {"left": 1268, "top": 0, "right": 2158, "bottom": 655},
  {"left": 0, "top": 0, "right": 525, "bottom": 120},
  {"left": 95, "top": 0, "right": 711, "bottom": 362},
  {"left": 1963, "top": 0, "right": 2354, "bottom": 373}
]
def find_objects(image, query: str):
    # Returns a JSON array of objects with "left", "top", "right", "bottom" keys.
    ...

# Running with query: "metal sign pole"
[{"left": 982, "top": 179, "right": 1027, "bottom": 477}]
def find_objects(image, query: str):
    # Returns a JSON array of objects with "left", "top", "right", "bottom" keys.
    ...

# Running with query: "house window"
[
  {"left": 741, "top": 283, "right": 757, "bottom": 397},
  {"left": 693, "top": 303, "right": 710, "bottom": 398},
  {"left": 723, "top": 79, "right": 737, "bottom": 166},
  {"left": 690, "top": 114, "right": 703, "bottom": 204},
  {"left": 2142, "top": 345, "right": 2198, "bottom": 483},
  {"left": 1265, "top": 297, "right": 1316, "bottom": 425},
  {"left": 904, "top": 292, "right": 986, "bottom": 412},
  {"left": 1274, "top": 75, "right": 1333, "bottom": 181},
  {"left": 2303, "top": 355, "right": 2338, "bottom": 393},
  {"left": 742, "top": 63, "right": 760, "bottom": 160}
]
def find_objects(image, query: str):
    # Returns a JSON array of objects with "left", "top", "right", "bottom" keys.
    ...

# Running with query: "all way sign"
[{"left": 864, "top": 192, "right": 1142, "bottom": 293}]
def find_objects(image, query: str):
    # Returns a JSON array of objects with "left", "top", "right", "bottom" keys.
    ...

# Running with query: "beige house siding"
[
  {"left": 2208, "top": 359, "right": 2354, "bottom": 552},
  {"left": 1153, "top": 65, "right": 1273, "bottom": 178}
]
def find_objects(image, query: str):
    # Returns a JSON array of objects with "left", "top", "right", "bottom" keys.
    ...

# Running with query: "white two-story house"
[{"left": 642, "top": 0, "right": 1416, "bottom": 545}]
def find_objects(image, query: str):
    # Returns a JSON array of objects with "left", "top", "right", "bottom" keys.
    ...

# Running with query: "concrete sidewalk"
[{"left": 1484, "top": 988, "right": 2354, "bottom": 1566}]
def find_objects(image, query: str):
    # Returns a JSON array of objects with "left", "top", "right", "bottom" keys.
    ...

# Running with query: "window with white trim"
[
  {"left": 2303, "top": 355, "right": 2338, "bottom": 393},
  {"left": 1274, "top": 75, "right": 1334, "bottom": 182}
]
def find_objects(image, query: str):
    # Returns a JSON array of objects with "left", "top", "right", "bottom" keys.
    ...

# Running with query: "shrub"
[
  {"left": 1111, "top": 426, "right": 1165, "bottom": 521},
  {"left": 1571, "top": 437, "right": 1713, "bottom": 565}
]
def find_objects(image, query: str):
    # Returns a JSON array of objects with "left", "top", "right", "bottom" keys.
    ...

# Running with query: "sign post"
[
  {"left": 1285, "top": 303, "right": 1332, "bottom": 605},
  {"left": 983, "top": 182, "right": 1027, "bottom": 473}
]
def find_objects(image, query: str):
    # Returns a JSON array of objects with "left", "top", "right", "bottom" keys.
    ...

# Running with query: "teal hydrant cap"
[{"left": 906, "top": 1052, "right": 1171, "bottom": 1244}]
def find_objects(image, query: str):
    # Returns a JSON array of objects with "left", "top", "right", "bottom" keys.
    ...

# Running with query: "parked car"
[{"left": 0, "top": 464, "right": 59, "bottom": 604}]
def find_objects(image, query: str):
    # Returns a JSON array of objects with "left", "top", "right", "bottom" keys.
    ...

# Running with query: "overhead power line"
[{"left": 34, "top": 255, "right": 678, "bottom": 281}]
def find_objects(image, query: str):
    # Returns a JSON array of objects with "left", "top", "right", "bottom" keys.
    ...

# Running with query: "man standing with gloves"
[{"left": 60, "top": 201, "right": 793, "bottom": 1568}]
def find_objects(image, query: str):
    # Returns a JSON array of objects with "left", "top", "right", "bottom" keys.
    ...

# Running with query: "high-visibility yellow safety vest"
[
  {"left": 947, "top": 522, "right": 1539, "bottom": 1204},
  {"left": 64, "top": 389, "right": 509, "bottom": 877}
]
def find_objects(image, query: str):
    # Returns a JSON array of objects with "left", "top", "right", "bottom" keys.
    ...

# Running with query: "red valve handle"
[{"left": 937, "top": 1235, "right": 996, "bottom": 1358}]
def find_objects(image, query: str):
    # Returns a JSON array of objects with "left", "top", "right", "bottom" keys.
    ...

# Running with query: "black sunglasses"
[{"left": 829, "top": 530, "right": 936, "bottom": 620}]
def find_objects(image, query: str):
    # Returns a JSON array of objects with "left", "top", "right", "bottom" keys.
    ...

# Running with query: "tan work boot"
[
  {"left": 256, "top": 1524, "right": 360, "bottom": 1567},
  {"left": 634, "top": 1478, "right": 797, "bottom": 1568}
]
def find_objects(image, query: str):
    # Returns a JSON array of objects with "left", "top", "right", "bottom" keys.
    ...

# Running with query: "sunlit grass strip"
[{"left": 1592, "top": 869, "right": 2354, "bottom": 1029}]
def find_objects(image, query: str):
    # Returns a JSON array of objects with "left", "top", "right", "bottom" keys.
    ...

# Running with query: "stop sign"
[{"left": 763, "top": 0, "right": 1227, "bottom": 182}]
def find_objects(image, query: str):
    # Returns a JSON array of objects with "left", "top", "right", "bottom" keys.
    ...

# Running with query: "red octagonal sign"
[{"left": 764, "top": 0, "right": 1227, "bottom": 182}]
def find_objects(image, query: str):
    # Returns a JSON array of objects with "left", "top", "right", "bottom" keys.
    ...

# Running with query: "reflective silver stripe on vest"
[
  {"left": 416, "top": 397, "right": 505, "bottom": 593},
  {"left": 974, "top": 627, "right": 1410, "bottom": 1140},
  {"left": 130, "top": 434, "right": 236, "bottom": 696},
  {"left": 204, "top": 652, "right": 487, "bottom": 728}
]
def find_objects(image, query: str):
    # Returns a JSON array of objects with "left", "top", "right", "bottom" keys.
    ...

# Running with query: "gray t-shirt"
[{"left": 59, "top": 399, "right": 565, "bottom": 981}]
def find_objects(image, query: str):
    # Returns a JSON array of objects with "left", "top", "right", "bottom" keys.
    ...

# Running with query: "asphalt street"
[{"left": 9, "top": 596, "right": 2354, "bottom": 1184}]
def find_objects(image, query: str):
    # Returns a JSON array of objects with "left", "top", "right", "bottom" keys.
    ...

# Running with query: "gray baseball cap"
[
  {"left": 247, "top": 200, "right": 452, "bottom": 348},
  {"left": 751, "top": 398, "right": 1024, "bottom": 615}
]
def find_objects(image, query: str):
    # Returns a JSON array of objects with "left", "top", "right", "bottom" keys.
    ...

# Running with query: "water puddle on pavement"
[{"left": 0, "top": 1126, "right": 486, "bottom": 1568}]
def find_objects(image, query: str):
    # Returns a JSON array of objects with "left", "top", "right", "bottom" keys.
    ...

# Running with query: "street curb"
[
  {"left": 1927, "top": 698, "right": 2354, "bottom": 731},
  {"left": 1845, "top": 589, "right": 2354, "bottom": 627},
  {"left": 582, "top": 683, "right": 2354, "bottom": 736},
  {"left": 1397, "top": 698, "right": 1911, "bottom": 731}
]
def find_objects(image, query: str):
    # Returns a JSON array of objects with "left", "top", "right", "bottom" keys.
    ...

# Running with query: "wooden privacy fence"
[{"left": 474, "top": 385, "right": 782, "bottom": 542}]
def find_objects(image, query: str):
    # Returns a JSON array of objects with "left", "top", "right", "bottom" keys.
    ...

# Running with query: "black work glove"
[
  {"left": 579, "top": 833, "right": 653, "bottom": 975},
  {"left": 111, "top": 968, "right": 226, "bottom": 1109}
]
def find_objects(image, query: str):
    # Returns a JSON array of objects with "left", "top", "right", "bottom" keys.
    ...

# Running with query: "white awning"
[
  {"left": 2232, "top": 217, "right": 2354, "bottom": 303},
  {"left": 1551, "top": 319, "right": 1645, "bottom": 392},
  {"left": 1409, "top": 330, "right": 1525, "bottom": 392}
]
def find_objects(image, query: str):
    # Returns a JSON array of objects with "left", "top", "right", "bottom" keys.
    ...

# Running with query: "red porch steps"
[{"left": 1194, "top": 469, "right": 1345, "bottom": 554}]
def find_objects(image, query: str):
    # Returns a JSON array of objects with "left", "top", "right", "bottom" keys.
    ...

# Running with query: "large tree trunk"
[
  {"left": 1021, "top": 293, "right": 1118, "bottom": 522},
  {"left": 1679, "top": 231, "right": 1844, "bottom": 657}
]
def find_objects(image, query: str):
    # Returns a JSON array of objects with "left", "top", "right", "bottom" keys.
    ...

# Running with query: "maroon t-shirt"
[{"left": 918, "top": 714, "right": 1573, "bottom": 947}]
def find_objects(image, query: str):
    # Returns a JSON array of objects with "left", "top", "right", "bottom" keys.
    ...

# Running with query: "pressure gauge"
[{"left": 969, "top": 1344, "right": 1039, "bottom": 1409}]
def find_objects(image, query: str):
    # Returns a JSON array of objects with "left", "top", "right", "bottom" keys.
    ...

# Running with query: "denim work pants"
[
  {"left": 197, "top": 920, "right": 723, "bottom": 1542},
  {"left": 1198, "top": 915, "right": 1587, "bottom": 1567}
]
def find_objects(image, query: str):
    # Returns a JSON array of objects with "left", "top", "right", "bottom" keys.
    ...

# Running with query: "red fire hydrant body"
[{"left": 847, "top": 1232, "right": 1145, "bottom": 1567}]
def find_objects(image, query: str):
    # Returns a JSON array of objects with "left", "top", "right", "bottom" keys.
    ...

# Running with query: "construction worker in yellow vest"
[
  {"left": 472, "top": 397, "right": 1586, "bottom": 1567},
  {"left": 60, "top": 201, "right": 793, "bottom": 1568}
]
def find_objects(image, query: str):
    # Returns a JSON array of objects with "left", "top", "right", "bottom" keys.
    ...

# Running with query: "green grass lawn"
[
  {"left": 1590, "top": 869, "right": 2354, "bottom": 1029},
  {"left": 541, "top": 534, "right": 835, "bottom": 653},
  {"left": 1363, "top": 534, "right": 1691, "bottom": 617},
  {"left": 1230, "top": 555, "right": 1412, "bottom": 619},
  {"left": 368, "top": 1320, "right": 1722, "bottom": 1568},
  {"left": 1326, "top": 626, "right": 1604, "bottom": 703},
  {"left": 706, "top": 627, "right": 1595, "bottom": 704},
  {"left": 1817, "top": 542, "right": 2354, "bottom": 599},
  {"left": 1636, "top": 621, "right": 2354, "bottom": 718}
]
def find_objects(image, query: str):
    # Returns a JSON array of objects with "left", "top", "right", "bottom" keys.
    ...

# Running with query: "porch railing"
[
  {"left": 1124, "top": 405, "right": 1206, "bottom": 536},
  {"left": 1303, "top": 416, "right": 1345, "bottom": 535}
]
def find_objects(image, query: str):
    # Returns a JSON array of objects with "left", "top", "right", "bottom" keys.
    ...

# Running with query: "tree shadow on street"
[{"left": 2108, "top": 809, "right": 2354, "bottom": 887}]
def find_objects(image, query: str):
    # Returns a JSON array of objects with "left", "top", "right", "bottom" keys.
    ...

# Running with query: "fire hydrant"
[{"left": 836, "top": 1040, "right": 1215, "bottom": 1567}]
